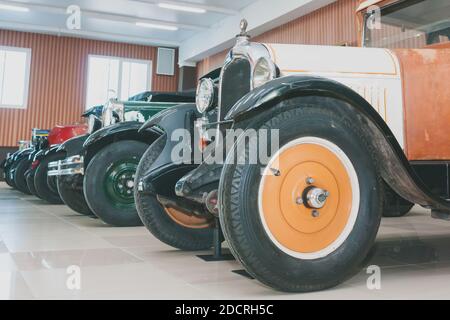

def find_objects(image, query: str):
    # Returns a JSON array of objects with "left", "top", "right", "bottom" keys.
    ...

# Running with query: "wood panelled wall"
[
  {"left": 197, "top": 0, "right": 359, "bottom": 78},
  {"left": 0, "top": 30, "right": 178, "bottom": 147}
]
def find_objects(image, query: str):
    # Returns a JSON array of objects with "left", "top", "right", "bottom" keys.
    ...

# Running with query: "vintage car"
[
  {"left": 135, "top": 0, "right": 450, "bottom": 292},
  {"left": 25, "top": 124, "right": 88, "bottom": 203},
  {"left": 1, "top": 140, "right": 31, "bottom": 188},
  {"left": 3, "top": 130, "right": 49, "bottom": 194},
  {"left": 48, "top": 91, "right": 195, "bottom": 226}
]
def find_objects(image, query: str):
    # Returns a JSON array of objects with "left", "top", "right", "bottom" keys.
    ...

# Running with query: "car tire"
[
  {"left": 57, "top": 175, "right": 93, "bottom": 216},
  {"left": 382, "top": 183, "right": 414, "bottom": 218},
  {"left": 26, "top": 170, "right": 39, "bottom": 198},
  {"left": 4, "top": 167, "right": 14, "bottom": 188},
  {"left": 84, "top": 140, "right": 148, "bottom": 227},
  {"left": 219, "top": 97, "right": 383, "bottom": 292},
  {"left": 135, "top": 135, "right": 214, "bottom": 251},
  {"left": 13, "top": 157, "right": 32, "bottom": 195},
  {"left": 34, "top": 153, "right": 64, "bottom": 204}
]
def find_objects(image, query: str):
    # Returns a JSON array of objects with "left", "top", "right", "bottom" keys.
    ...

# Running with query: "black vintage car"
[
  {"left": 48, "top": 91, "right": 195, "bottom": 227},
  {"left": 2, "top": 130, "right": 49, "bottom": 194}
]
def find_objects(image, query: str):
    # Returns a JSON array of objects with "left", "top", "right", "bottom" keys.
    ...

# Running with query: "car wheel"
[
  {"left": 84, "top": 140, "right": 148, "bottom": 227},
  {"left": 382, "top": 183, "right": 414, "bottom": 218},
  {"left": 26, "top": 170, "right": 39, "bottom": 198},
  {"left": 219, "top": 99, "right": 383, "bottom": 292},
  {"left": 4, "top": 167, "right": 14, "bottom": 188},
  {"left": 57, "top": 175, "right": 93, "bottom": 216},
  {"left": 135, "top": 135, "right": 214, "bottom": 250},
  {"left": 13, "top": 157, "right": 32, "bottom": 195},
  {"left": 34, "top": 153, "right": 64, "bottom": 204}
]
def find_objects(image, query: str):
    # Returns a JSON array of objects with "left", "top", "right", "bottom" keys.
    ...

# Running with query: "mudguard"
[
  {"left": 33, "top": 146, "right": 62, "bottom": 162},
  {"left": 83, "top": 121, "right": 161, "bottom": 150},
  {"left": 137, "top": 103, "right": 199, "bottom": 197},
  {"left": 56, "top": 134, "right": 89, "bottom": 157},
  {"left": 223, "top": 75, "right": 450, "bottom": 213},
  {"left": 13, "top": 148, "right": 34, "bottom": 163}
]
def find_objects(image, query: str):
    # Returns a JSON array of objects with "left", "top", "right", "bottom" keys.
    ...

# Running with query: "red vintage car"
[{"left": 24, "top": 123, "right": 88, "bottom": 203}]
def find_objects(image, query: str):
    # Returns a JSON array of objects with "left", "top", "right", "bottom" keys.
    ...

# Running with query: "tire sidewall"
[
  {"left": 34, "top": 153, "right": 65, "bottom": 204},
  {"left": 220, "top": 101, "right": 383, "bottom": 291},
  {"left": 134, "top": 135, "right": 214, "bottom": 251},
  {"left": 84, "top": 140, "right": 149, "bottom": 227}
]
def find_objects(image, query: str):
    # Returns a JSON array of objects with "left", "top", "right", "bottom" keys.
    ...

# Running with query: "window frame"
[
  {"left": 0, "top": 46, "right": 32, "bottom": 109},
  {"left": 85, "top": 54, "right": 153, "bottom": 109}
]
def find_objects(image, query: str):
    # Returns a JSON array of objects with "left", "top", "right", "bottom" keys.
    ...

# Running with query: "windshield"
[{"left": 364, "top": 0, "right": 450, "bottom": 48}]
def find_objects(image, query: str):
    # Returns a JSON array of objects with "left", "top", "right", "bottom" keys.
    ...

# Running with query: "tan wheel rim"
[
  {"left": 164, "top": 207, "right": 213, "bottom": 229},
  {"left": 259, "top": 137, "right": 359, "bottom": 259}
]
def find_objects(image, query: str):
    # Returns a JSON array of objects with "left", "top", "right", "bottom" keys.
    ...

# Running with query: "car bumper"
[{"left": 48, "top": 155, "right": 84, "bottom": 176}]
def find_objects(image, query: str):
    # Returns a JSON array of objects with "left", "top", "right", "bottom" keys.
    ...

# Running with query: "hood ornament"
[
  {"left": 240, "top": 19, "right": 248, "bottom": 35},
  {"left": 238, "top": 19, "right": 249, "bottom": 37}
]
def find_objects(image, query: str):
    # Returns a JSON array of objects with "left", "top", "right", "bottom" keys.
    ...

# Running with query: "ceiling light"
[
  {"left": 158, "top": 3, "right": 206, "bottom": 14},
  {"left": 136, "top": 22, "right": 178, "bottom": 31},
  {"left": 0, "top": 4, "right": 29, "bottom": 12}
]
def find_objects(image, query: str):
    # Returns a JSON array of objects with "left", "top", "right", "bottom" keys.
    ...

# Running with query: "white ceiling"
[
  {"left": 0, "top": 0, "right": 256, "bottom": 45},
  {"left": 0, "top": 0, "right": 336, "bottom": 65}
]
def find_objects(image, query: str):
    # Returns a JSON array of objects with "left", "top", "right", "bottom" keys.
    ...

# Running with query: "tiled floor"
[{"left": 1, "top": 182, "right": 450, "bottom": 300}]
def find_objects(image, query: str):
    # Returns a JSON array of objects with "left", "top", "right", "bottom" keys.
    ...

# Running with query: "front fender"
[
  {"left": 82, "top": 121, "right": 162, "bottom": 166},
  {"left": 83, "top": 121, "right": 161, "bottom": 149},
  {"left": 225, "top": 75, "right": 450, "bottom": 213},
  {"left": 57, "top": 134, "right": 89, "bottom": 157},
  {"left": 139, "top": 103, "right": 199, "bottom": 134}
]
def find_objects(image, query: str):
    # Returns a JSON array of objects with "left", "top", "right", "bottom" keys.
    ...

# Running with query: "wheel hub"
[
  {"left": 104, "top": 160, "right": 138, "bottom": 206},
  {"left": 259, "top": 137, "right": 359, "bottom": 259},
  {"left": 303, "top": 186, "right": 330, "bottom": 209}
]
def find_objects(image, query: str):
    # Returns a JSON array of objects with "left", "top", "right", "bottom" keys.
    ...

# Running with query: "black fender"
[
  {"left": 33, "top": 146, "right": 63, "bottom": 162},
  {"left": 223, "top": 75, "right": 450, "bottom": 212},
  {"left": 13, "top": 148, "right": 34, "bottom": 163},
  {"left": 82, "top": 121, "right": 161, "bottom": 165},
  {"left": 137, "top": 103, "right": 200, "bottom": 198},
  {"left": 56, "top": 134, "right": 89, "bottom": 157}
]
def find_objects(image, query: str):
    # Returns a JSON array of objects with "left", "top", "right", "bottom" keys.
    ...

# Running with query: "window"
[
  {"left": 363, "top": 0, "right": 450, "bottom": 48},
  {"left": 0, "top": 46, "right": 31, "bottom": 109},
  {"left": 85, "top": 55, "right": 152, "bottom": 108}
]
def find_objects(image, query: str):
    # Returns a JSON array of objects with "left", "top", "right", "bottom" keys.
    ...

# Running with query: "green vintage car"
[{"left": 48, "top": 91, "right": 195, "bottom": 226}]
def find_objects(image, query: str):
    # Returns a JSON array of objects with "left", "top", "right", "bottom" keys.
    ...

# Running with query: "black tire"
[
  {"left": 382, "top": 183, "right": 414, "bottom": 217},
  {"left": 219, "top": 97, "right": 383, "bottom": 292},
  {"left": 34, "top": 153, "right": 64, "bottom": 204},
  {"left": 25, "top": 170, "right": 39, "bottom": 198},
  {"left": 4, "top": 167, "right": 14, "bottom": 188},
  {"left": 57, "top": 175, "right": 93, "bottom": 216},
  {"left": 13, "top": 157, "right": 32, "bottom": 195},
  {"left": 84, "top": 140, "right": 148, "bottom": 227},
  {"left": 134, "top": 135, "right": 214, "bottom": 251}
]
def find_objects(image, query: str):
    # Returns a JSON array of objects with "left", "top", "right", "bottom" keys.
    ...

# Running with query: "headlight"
[
  {"left": 252, "top": 57, "right": 276, "bottom": 88},
  {"left": 196, "top": 78, "right": 215, "bottom": 113}
]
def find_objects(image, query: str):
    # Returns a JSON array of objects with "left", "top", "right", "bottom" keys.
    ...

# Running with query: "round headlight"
[
  {"left": 252, "top": 57, "right": 275, "bottom": 88},
  {"left": 196, "top": 78, "right": 215, "bottom": 113}
]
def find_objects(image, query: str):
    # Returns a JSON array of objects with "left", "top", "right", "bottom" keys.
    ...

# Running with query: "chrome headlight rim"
[
  {"left": 196, "top": 78, "right": 215, "bottom": 114},
  {"left": 252, "top": 57, "right": 277, "bottom": 89}
]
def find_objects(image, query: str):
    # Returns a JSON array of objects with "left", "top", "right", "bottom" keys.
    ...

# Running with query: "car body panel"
[
  {"left": 264, "top": 43, "right": 405, "bottom": 148},
  {"left": 394, "top": 48, "right": 450, "bottom": 160}
]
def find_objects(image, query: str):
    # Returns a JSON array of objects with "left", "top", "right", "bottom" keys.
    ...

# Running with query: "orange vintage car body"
[{"left": 357, "top": 0, "right": 450, "bottom": 160}]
